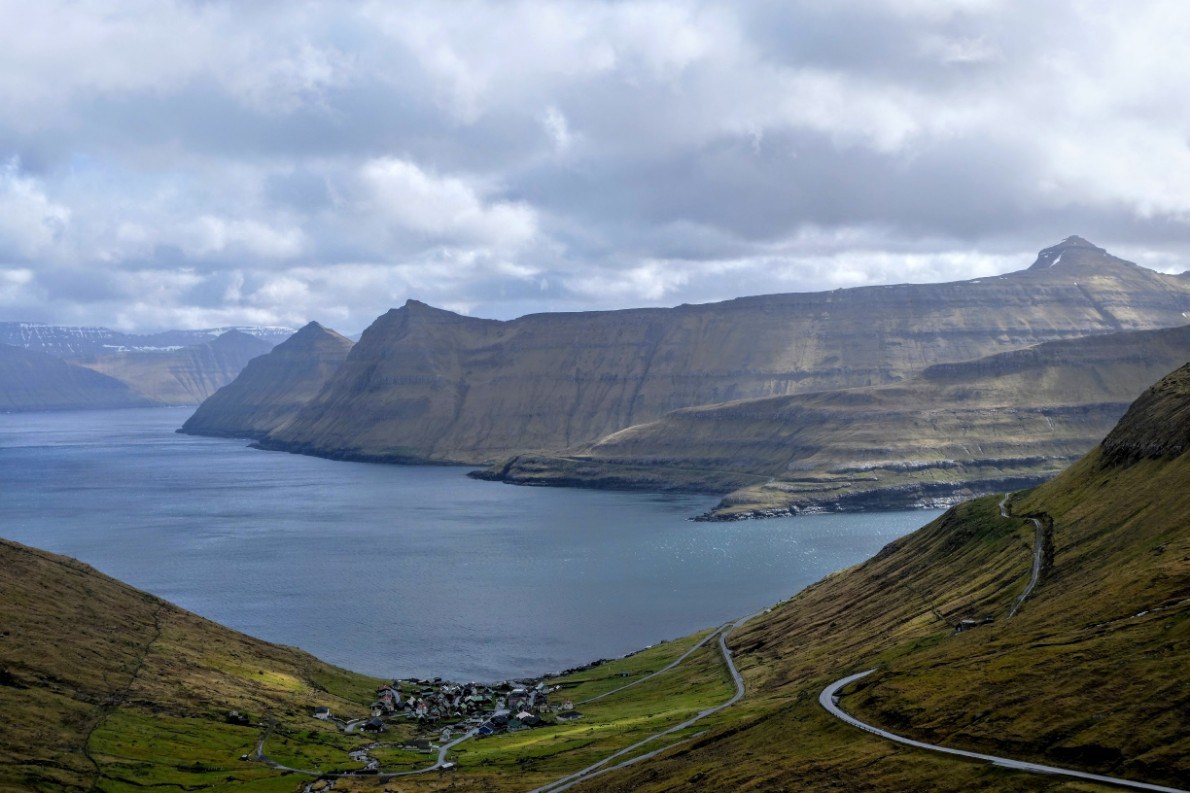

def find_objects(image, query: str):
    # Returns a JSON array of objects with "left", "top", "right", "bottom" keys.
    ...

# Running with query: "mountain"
[
  {"left": 67, "top": 330, "right": 275, "bottom": 406},
  {"left": 585, "top": 364, "right": 1190, "bottom": 792},
  {"left": 0, "top": 323, "right": 295, "bottom": 410},
  {"left": 481, "top": 323, "right": 1190, "bottom": 518},
  {"left": 0, "top": 322, "right": 294, "bottom": 357},
  {"left": 0, "top": 536, "right": 380, "bottom": 792},
  {"left": 4, "top": 362, "right": 1185, "bottom": 792},
  {"left": 0, "top": 344, "right": 152, "bottom": 411},
  {"left": 180, "top": 322, "right": 354, "bottom": 439},
  {"left": 256, "top": 237, "right": 1190, "bottom": 466}
]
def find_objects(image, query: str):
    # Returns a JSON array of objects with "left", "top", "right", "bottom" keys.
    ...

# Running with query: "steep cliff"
[
  {"left": 0, "top": 344, "right": 152, "bottom": 411},
  {"left": 70, "top": 330, "right": 275, "bottom": 406},
  {"left": 486, "top": 323, "right": 1190, "bottom": 517},
  {"left": 261, "top": 238, "right": 1190, "bottom": 464},
  {"left": 180, "top": 321, "right": 354, "bottom": 438}
]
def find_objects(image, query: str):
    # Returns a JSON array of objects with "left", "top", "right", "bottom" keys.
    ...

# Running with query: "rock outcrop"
[
  {"left": 180, "top": 322, "right": 354, "bottom": 439},
  {"left": 261, "top": 238, "right": 1190, "bottom": 464}
]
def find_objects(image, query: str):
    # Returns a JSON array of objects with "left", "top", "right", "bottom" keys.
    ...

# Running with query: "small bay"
[{"left": 0, "top": 408, "right": 940, "bottom": 682}]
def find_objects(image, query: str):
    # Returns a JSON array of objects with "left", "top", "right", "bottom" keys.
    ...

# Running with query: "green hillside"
[
  {"left": 4, "top": 365, "right": 1187, "bottom": 792},
  {"left": 0, "top": 540, "right": 382, "bottom": 792},
  {"left": 577, "top": 366, "right": 1190, "bottom": 791}
]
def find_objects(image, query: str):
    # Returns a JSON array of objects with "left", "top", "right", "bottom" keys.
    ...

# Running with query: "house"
[
  {"left": 313, "top": 706, "right": 332, "bottom": 720},
  {"left": 362, "top": 717, "right": 385, "bottom": 733},
  {"left": 556, "top": 711, "right": 583, "bottom": 722},
  {"left": 402, "top": 739, "right": 434, "bottom": 754}
]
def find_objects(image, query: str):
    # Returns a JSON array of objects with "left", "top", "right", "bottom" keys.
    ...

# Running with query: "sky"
[{"left": 1, "top": 0, "right": 1189, "bottom": 335}]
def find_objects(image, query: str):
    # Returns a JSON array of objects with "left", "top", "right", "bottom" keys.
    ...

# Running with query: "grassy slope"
[
  {"left": 487, "top": 324, "right": 1190, "bottom": 518},
  {"left": 0, "top": 538, "right": 382, "bottom": 793},
  {"left": 5, "top": 365, "right": 1186, "bottom": 792},
  {"left": 0, "top": 543, "right": 736, "bottom": 793},
  {"left": 573, "top": 374, "right": 1189, "bottom": 791}
]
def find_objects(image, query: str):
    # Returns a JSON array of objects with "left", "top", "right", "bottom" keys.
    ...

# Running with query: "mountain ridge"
[
  {"left": 180, "top": 321, "right": 354, "bottom": 438},
  {"left": 478, "top": 322, "right": 1190, "bottom": 518},
  {"left": 0, "top": 344, "right": 154, "bottom": 411},
  {"left": 234, "top": 238, "right": 1190, "bottom": 466}
]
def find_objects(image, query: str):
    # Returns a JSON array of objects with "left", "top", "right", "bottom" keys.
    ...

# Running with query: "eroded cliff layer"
[
  {"left": 70, "top": 330, "right": 275, "bottom": 406},
  {"left": 180, "top": 321, "right": 354, "bottom": 439},
  {"left": 262, "top": 238, "right": 1190, "bottom": 463},
  {"left": 486, "top": 323, "right": 1190, "bottom": 517}
]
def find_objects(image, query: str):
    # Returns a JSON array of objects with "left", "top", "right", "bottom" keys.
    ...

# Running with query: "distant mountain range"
[
  {"left": 0, "top": 324, "right": 294, "bottom": 410},
  {"left": 0, "top": 322, "right": 294, "bottom": 357},
  {"left": 182, "top": 236, "right": 1190, "bottom": 512},
  {"left": 0, "top": 345, "right": 152, "bottom": 411}
]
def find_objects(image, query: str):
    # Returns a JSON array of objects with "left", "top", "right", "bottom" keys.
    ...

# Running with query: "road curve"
[
  {"left": 580, "top": 625, "right": 729, "bottom": 705},
  {"left": 1000, "top": 494, "right": 1045, "bottom": 619},
  {"left": 1008, "top": 517, "right": 1045, "bottom": 618},
  {"left": 527, "top": 614, "right": 753, "bottom": 793},
  {"left": 820, "top": 670, "right": 1188, "bottom": 793}
]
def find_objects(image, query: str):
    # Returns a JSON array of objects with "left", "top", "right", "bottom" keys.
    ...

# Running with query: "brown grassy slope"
[
  {"left": 580, "top": 368, "right": 1190, "bottom": 792},
  {"left": 484, "top": 323, "right": 1190, "bottom": 517},
  {"left": 263, "top": 239, "right": 1190, "bottom": 464},
  {"left": 0, "top": 538, "right": 380, "bottom": 792}
]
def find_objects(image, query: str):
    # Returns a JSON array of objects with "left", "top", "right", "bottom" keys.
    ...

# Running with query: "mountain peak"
[
  {"left": 1027, "top": 235, "right": 1111, "bottom": 270},
  {"left": 279, "top": 321, "right": 352, "bottom": 351}
]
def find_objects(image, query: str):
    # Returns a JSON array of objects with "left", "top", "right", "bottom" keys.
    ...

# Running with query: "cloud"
[
  {"left": 0, "top": 159, "right": 71, "bottom": 259},
  {"left": 357, "top": 157, "right": 537, "bottom": 248},
  {"left": 0, "top": 0, "right": 1188, "bottom": 333}
]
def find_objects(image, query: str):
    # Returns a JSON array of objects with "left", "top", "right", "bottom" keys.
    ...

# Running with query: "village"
[{"left": 313, "top": 676, "right": 586, "bottom": 755}]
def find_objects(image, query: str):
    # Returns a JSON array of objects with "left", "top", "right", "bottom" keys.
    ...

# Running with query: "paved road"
[
  {"left": 579, "top": 624, "right": 729, "bottom": 705},
  {"left": 1008, "top": 516, "right": 1045, "bottom": 617},
  {"left": 820, "top": 670, "right": 1188, "bottom": 793},
  {"left": 1000, "top": 494, "right": 1045, "bottom": 619},
  {"left": 527, "top": 614, "right": 753, "bottom": 793}
]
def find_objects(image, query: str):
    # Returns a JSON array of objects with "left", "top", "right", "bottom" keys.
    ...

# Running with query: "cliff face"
[
  {"left": 263, "top": 238, "right": 1190, "bottom": 463},
  {"left": 70, "top": 330, "right": 275, "bottom": 406},
  {"left": 180, "top": 322, "right": 354, "bottom": 438},
  {"left": 486, "top": 324, "right": 1190, "bottom": 517},
  {"left": 0, "top": 344, "right": 152, "bottom": 411}
]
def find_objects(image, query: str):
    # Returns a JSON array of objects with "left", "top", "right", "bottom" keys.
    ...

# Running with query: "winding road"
[
  {"left": 247, "top": 619, "right": 752, "bottom": 788},
  {"left": 1008, "top": 516, "right": 1045, "bottom": 618},
  {"left": 527, "top": 614, "right": 752, "bottom": 793},
  {"left": 820, "top": 670, "right": 1188, "bottom": 793},
  {"left": 578, "top": 624, "right": 729, "bottom": 705},
  {"left": 1000, "top": 494, "right": 1045, "bottom": 619}
]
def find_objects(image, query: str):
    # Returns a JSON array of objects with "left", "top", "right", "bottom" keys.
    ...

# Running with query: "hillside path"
[
  {"left": 526, "top": 614, "right": 752, "bottom": 793},
  {"left": 820, "top": 670, "right": 1188, "bottom": 793},
  {"left": 1000, "top": 494, "right": 1045, "bottom": 618}
]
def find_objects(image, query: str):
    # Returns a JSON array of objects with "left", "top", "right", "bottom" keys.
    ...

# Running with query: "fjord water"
[{"left": 0, "top": 408, "right": 939, "bottom": 682}]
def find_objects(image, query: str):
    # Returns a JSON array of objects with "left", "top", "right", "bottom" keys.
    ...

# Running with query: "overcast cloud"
[{"left": 1, "top": 0, "right": 1188, "bottom": 333}]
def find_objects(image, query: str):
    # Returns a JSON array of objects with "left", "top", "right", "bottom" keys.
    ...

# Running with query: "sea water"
[{"left": 0, "top": 408, "right": 940, "bottom": 681}]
